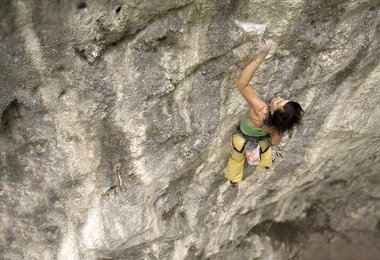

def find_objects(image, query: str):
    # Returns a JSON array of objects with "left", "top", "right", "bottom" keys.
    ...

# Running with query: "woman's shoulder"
[
  {"left": 247, "top": 107, "right": 268, "bottom": 127},
  {"left": 249, "top": 100, "right": 268, "bottom": 114}
]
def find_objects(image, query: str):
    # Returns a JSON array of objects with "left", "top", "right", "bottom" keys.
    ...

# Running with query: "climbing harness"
[{"left": 233, "top": 125, "right": 270, "bottom": 165}]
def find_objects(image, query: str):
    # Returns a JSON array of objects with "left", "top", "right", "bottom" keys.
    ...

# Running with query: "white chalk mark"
[{"left": 234, "top": 20, "right": 267, "bottom": 35}]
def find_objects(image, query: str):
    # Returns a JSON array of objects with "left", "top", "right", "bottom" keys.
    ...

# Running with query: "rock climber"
[{"left": 225, "top": 40, "right": 304, "bottom": 187}]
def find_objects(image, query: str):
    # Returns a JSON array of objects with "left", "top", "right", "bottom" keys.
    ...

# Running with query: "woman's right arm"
[{"left": 236, "top": 42, "right": 272, "bottom": 110}]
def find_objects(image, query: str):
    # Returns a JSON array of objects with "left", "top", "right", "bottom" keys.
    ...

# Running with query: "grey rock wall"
[{"left": 1, "top": 0, "right": 380, "bottom": 259}]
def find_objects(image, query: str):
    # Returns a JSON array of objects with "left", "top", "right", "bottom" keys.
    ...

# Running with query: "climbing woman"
[{"left": 225, "top": 40, "right": 304, "bottom": 186}]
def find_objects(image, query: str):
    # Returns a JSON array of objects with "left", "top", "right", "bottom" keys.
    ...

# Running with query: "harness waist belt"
[{"left": 236, "top": 125, "right": 269, "bottom": 142}]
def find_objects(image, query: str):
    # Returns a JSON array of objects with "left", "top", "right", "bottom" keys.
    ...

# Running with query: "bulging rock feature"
[{"left": 1, "top": 0, "right": 380, "bottom": 259}]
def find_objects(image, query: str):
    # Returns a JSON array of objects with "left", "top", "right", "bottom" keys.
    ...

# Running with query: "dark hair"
[{"left": 265, "top": 101, "right": 304, "bottom": 135}]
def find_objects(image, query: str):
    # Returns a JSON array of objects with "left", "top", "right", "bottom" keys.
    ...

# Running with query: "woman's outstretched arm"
[{"left": 236, "top": 41, "right": 273, "bottom": 110}]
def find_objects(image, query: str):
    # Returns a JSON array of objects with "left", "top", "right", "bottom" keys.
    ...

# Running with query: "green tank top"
[{"left": 239, "top": 112, "right": 268, "bottom": 137}]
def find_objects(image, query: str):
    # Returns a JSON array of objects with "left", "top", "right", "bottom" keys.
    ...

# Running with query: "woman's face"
[{"left": 270, "top": 97, "right": 289, "bottom": 113}]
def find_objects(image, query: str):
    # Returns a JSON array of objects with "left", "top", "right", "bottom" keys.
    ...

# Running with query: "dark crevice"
[
  {"left": 1, "top": 99, "right": 20, "bottom": 133},
  {"left": 115, "top": 6, "right": 121, "bottom": 14},
  {"left": 77, "top": 2, "right": 87, "bottom": 10},
  {"left": 376, "top": 219, "right": 380, "bottom": 234},
  {"left": 73, "top": 47, "right": 88, "bottom": 61},
  {"left": 58, "top": 90, "right": 66, "bottom": 99},
  {"left": 32, "top": 85, "right": 39, "bottom": 93}
]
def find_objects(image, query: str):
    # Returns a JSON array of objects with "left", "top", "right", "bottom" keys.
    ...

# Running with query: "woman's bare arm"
[
  {"left": 269, "top": 130, "right": 283, "bottom": 145},
  {"left": 236, "top": 42, "right": 273, "bottom": 111}
]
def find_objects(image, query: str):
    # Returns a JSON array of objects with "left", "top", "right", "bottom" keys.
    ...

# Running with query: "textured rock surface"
[{"left": 1, "top": 0, "right": 380, "bottom": 259}]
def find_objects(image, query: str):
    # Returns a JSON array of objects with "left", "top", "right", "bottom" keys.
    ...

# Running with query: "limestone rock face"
[{"left": 1, "top": 0, "right": 380, "bottom": 259}]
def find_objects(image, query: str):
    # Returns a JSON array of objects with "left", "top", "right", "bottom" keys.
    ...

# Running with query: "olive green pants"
[{"left": 225, "top": 133, "right": 272, "bottom": 183}]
